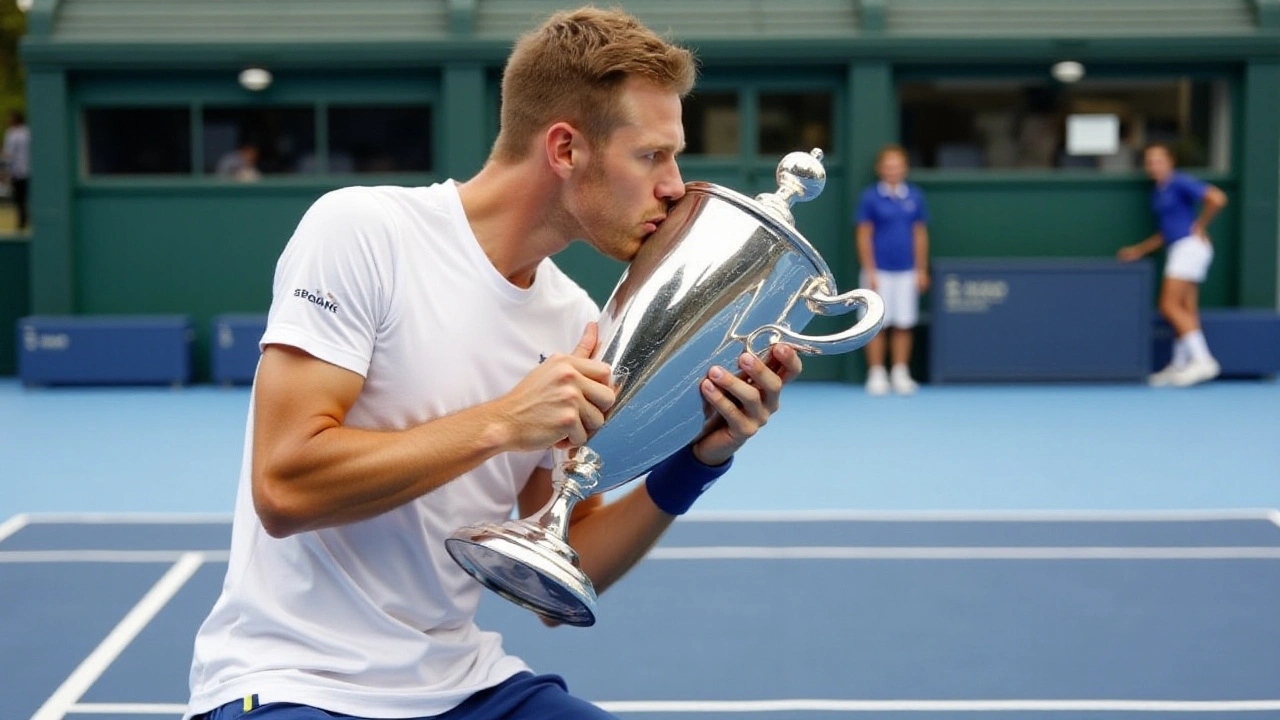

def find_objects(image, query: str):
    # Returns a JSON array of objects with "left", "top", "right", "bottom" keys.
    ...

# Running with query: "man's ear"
[{"left": 545, "top": 122, "right": 585, "bottom": 180}]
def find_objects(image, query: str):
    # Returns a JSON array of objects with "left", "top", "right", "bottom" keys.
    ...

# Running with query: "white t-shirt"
[
  {"left": 186, "top": 182, "right": 599, "bottom": 719},
  {"left": 3, "top": 125, "right": 29, "bottom": 179}
]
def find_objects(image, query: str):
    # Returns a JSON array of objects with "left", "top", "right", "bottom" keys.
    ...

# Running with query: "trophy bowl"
[{"left": 446, "top": 149, "right": 885, "bottom": 626}]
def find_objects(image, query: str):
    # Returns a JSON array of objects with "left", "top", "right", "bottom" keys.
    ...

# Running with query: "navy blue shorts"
[{"left": 196, "top": 672, "right": 616, "bottom": 720}]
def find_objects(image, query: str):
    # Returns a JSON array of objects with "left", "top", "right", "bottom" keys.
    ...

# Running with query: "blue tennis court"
[
  {"left": 2, "top": 378, "right": 1279, "bottom": 718},
  {"left": 4, "top": 513, "right": 1280, "bottom": 719}
]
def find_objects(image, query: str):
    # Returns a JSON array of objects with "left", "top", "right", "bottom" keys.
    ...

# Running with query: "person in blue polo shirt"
[
  {"left": 1117, "top": 142, "right": 1228, "bottom": 387},
  {"left": 855, "top": 144, "right": 930, "bottom": 396}
]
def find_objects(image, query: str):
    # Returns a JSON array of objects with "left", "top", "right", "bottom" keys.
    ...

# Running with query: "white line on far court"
[
  {"left": 68, "top": 703, "right": 188, "bottom": 715},
  {"left": 0, "top": 513, "right": 29, "bottom": 544},
  {"left": 595, "top": 699, "right": 1280, "bottom": 713},
  {"left": 685, "top": 508, "right": 1280, "bottom": 523},
  {"left": 31, "top": 553, "right": 206, "bottom": 720},
  {"left": 21, "top": 512, "right": 233, "bottom": 525},
  {"left": 648, "top": 546, "right": 1280, "bottom": 561},
  {"left": 4, "top": 547, "right": 1279, "bottom": 564},
  {"left": 16, "top": 509, "right": 1280, "bottom": 525},
  {"left": 0, "top": 550, "right": 230, "bottom": 563},
  {"left": 64, "top": 699, "right": 1280, "bottom": 715}
]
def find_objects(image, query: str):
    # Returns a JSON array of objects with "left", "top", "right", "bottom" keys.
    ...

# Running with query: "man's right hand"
[
  {"left": 1116, "top": 245, "right": 1143, "bottom": 262},
  {"left": 494, "top": 322, "right": 617, "bottom": 451}
]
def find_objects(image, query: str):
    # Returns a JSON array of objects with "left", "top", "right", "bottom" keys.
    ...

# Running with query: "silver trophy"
[{"left": 446, "top": 149, "right": 884, "bottom": 626}]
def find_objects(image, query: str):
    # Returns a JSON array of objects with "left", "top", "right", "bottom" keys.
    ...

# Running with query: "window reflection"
[
  {"left": 899, "top": 78, "right": 1228, "bottom": 171},
  {"left": 327, "top": 106, "right": 432, "bottom": 173},
  {"left": 203, "top": 107, "right": 315, "bottom": 179},
  {"left": 759, "top": 93, "right": 832, "bottom": 156},
  {"left": 84, "top": 108, "right": 191, "bottom": 176},
  {"left": 683, "top": 92, "right": 739, "bottom": 156}
]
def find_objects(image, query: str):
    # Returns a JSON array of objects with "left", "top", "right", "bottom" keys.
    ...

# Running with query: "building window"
[
  {"left": 203, "top": 107, "right": 316, "bottom": 179},
  {"left": 84, "top": 108, "right": 191, "bottom": 176},
  {"left": 327, "top": 106, "right": 432, "bottom": 173},
  {"left": 759, "top": 92, "right": 832, "bottom": 156},
  {"left": 684, "top": 92, "right": 740, "bottom": 156},
  {"left": 899, "top": 78, "right": 1229, "bottom": 172}
]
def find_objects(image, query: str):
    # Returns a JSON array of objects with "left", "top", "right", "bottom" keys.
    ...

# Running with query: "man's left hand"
[{"left": 691, "top": 344, "right": 803, "bottom": 467}]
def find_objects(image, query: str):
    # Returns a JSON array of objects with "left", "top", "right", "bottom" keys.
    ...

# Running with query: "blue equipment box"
[
  {"left": 1152, "top": 310, "right": 1280, "bottom": 378},
  {"left": 929, "top": 259, "right": 1153, "bottom": 383},
  {"left": 17, "top": 315, "right": 193, "bottom": 386},
  {"left": 211, "top": 314, "right": 268, "bottom": 385}
]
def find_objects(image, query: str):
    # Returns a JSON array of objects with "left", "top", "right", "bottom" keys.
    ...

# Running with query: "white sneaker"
[
  {"left": 890, "top": 365, "right": 919, "bottom": 395},
  {"left": 1169, "top": 358, "right": 1221, "bottom": 387},
  {"left": 865, "top": 366, "right": 890, "bottom": 396},
  {"left": 1148, "top": 363, "right": 1182, "bottom": 387}
]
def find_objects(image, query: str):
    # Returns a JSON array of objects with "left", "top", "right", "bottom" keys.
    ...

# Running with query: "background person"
[
  {"left": 855, "top": 144, "right": 930, "bottom": 396},
  {"left": 1117, "top": 141, "right": 1227, "bottom": 387},
  {"left": 3, "top": 110, "right": 30, "bottom": 230}
]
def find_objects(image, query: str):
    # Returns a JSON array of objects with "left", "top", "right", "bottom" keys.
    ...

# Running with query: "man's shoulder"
[
  {"left": 1173, "top": 172, "right": 1207, "bottom": 189},
  {"left": 310, "top": 184, "right": 453, "bottom": 224},
  {"left": 538, "top": 259, "right": 600, "bottom": 312},
  {"left": 321, "top": 181, "right": 451, "bottom": 201},
  {"left": 315, "top": 184, "right": 419, "bottom": 208}
]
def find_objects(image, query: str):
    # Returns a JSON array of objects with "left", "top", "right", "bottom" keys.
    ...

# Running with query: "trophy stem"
[
  {"left": 529, "top": 473, "right": 588, "bottom": 545},
  {"left": 444, "top": 452, "right": 602, "bottom": 626}
]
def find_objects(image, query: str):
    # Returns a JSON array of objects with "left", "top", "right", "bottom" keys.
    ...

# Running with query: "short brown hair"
[
  {"left": 876, "top": 144, "right": 909, "bottom": 166},
  {"left": 491, "top": 6, "right": 697, "bottom": 162},
  {"left": 1144, "top": 141, "right": 1176, "bottom": 163}
]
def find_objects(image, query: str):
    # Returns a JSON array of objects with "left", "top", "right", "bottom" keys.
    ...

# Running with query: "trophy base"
[{"left": 445, "top": 521, "right": 598, "bottom": 627}]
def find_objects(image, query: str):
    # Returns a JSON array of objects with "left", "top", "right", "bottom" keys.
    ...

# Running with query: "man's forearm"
[
  {"left": 566, "top": 484, "right": 675, "bottom": 595},
  {"left": 914, "top": 225, "right": 929, "bottom": 273},
  {"left": 1138, "top": 234, "right": 1165, "bottom": 255},
  {"left": 856, "top": 224, "right": 875, "bottom": 270},
  {"left": 253, "top": 401, "right": 513, "bottom": 537},
  {"left": 1195, "top": 189, "right": 1227, "bottom": 231}
]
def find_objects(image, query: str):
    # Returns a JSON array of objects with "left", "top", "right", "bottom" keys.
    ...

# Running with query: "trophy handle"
[{"left": 745, "top": 278, "right": 885, "bottom": 356}]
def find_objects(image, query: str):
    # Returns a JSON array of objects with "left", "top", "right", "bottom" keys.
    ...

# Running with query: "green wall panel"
[
  {"left": 73, "top": 188, "right": 324, "bottom": 381},
  {"left": 910, "top": 176, "right": 1240, "bottom": 307},
  {"left": 28, "top": 71, "right": 74, "bottom": 314},
  {"left": 1238, "top": 61, "right": 1280, "bottom": 308}
]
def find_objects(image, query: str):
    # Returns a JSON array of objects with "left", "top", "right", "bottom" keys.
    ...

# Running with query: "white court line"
[
  {"left": 30, "top": 553, "right": 206, "bottom": 720},
  {"left": 648, "top": 546, "right": 1280, "bottom": 561},
  {"left": 20, "top": 513, "right": 233, "bottom": 524},
  {"left": 68, "top": 703, "right": 187, "bottom": 715},
  {"left": 0, "top": 513, "right": 30, "bottom": 544},
  {"left": 5, "top": 547, "right": 1279, "bottom": 564},
  {"left": 0, "top": 550, "right": 229, "bottom": 563},
  {"left": 684, "top": 509, "right": 1280, "bottom": 523},
  {"left": 4, "top": 547, "right": 1279, "bottom": 563},
  {"left": 64, "top": 699, "right": 1280, "bottom": 715},
  {"left": 17, "top": 510, "right": 1280, "bottom": 524},
  {"left": 596, "top": 699, "right": 1280, "bottom": 713}
]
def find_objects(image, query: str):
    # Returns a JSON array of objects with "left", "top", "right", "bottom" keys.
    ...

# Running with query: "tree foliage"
[{"left": 0, "top": 0, "right": 27, "bottom": 120}]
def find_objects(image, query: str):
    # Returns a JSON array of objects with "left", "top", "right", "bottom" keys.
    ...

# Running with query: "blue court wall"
[{"left": 1, "top": 239, "right": 30, "bottom": 376}]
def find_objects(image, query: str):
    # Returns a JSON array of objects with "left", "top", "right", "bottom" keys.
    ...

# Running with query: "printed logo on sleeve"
[{"left": 293, "top": 288, "right": 340, "bottom": 314}]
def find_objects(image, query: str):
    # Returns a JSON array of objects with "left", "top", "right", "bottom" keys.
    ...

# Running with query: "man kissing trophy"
[{"left": 447, "top": 149, "right": 886, "bottom": 626}]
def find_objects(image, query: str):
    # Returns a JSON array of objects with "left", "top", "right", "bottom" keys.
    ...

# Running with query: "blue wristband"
[{"left": 643, "top": 445, "right": 733, "bottom": 516}]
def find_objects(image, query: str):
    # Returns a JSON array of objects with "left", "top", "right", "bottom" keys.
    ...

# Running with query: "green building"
[{"left": 6, "top": 0, "right": 1279, "bottom": 381}]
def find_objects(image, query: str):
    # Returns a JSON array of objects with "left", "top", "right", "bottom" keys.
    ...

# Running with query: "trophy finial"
[{"left": 756, "top": 148, "right": 828, "bottom": 226}]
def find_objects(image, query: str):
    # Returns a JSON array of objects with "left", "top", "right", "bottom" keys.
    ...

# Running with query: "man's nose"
[{"left": 657, "top": 163, "right": 686, "bottom": 204}]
